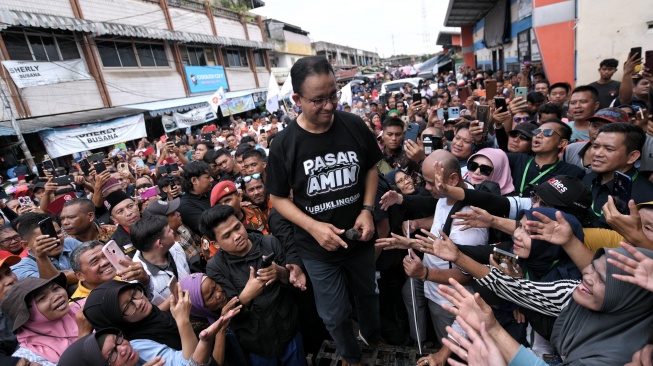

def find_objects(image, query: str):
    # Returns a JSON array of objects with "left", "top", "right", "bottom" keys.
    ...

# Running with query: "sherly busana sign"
[
  {"left": 39, "top": 114, "right": 146, "bottom": 158},
  {"left": 2, "top": 59, "right": 92, "bottom": 88}
]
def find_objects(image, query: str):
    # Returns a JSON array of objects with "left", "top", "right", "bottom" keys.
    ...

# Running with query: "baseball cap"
[
  {"left": 0, "top": 255, "right": 20, "bottom": 268},
  {"left": 143, "top": 198, "right": 180, "bottom": 218},
  {"left": 210, "top": 181, "right": 237, "bottom": 207},
  {"left": 532, "top": 175, "right": 592, "bottom": 211},
  {"left": 512, "top": 122, "right": 538, "bottom": 139},
  {"left": 587, "top": 108, "right": 629, "bottom": 124},
  {"left": 447, "top": 81, "right": 456, "bottom": 86}
]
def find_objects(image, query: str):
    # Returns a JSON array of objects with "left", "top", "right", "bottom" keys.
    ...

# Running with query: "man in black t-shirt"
[
  {"left": 266, "top": 56, "right": 382, "bottom": 366},
  {"left": 589, "top": 58, "right": 621, "bottom": 109}
]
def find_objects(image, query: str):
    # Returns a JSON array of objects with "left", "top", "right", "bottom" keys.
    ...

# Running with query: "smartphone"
[
  {"left": 87, "top": 153, "right": 105, "bottom": 162},
  {"left": 140, "top": 186, "right": 158, "bottom": 200},
  {"left": 645, "top": 50, "right": 653, "bottom": 72},
  {"left": 612, "top": 171, "right": 632, "bottom": 215},
  {"left": 201, "top": 133, "right": 212, "bottom": 141},
  {"left": 630, "top": 47, "right": 642, "bottom": 59},
  {"left": 458, "top": 86, "right": 470, "bottom": 102},
  {"left": 485, "top": 80, "right": 497, "bottom": 101},
  {"left": 42, "top": 160, "right": 55, "bottom": 175},
  {"left": 494, "top": 97, "right": 507, "bottom": 112},
  {"left": 18, "top": 196, "right": 34, "bottom": 208},
  {"left": 79, "top": 159, "right": 91, "bottom": 176},
  {"left": 437, "top": 108, "right": 445, "bottom": 120},
  {"left": 422, "top": 134, "right": 434, "bottom": 155},
  {"left": 477, "top": 105, "right": 490, "bottom": 133},
  {"left": 94, "top": 162, "right": 107, "bottom": 174},
  {"left": 135, "top": 159, "right": 145, "bottom": 168},
  {"left": 448, "top": 106, "right": 460, "bottom": 121},
  {"left": 169, "top": 163, "right": 179, "bottom": 172},
  {"left": 38, "top": 216, "right": 58, "bottom": 239},
  {"left": 102, "top": 240, "right": 130, "bottom": 272},
  {"left": 492, "top": 247, "right": 518, "bottom": 266},
  {"left": 52, "top": 175, "right": 74, "bottom": 186},
  {"left": 118, "top": 162, "right": 129, "bottom": 171},
  {"left": 515, "top": 87, "right": 528, "bottom": 98},
  {"left": 260, "top": 252, "right": 276, "bottom": 269},
  {"left": 168, "top": 275, "right": 179, "bottom": 302},
  {"left": 404, "top": 123, "right": 419, "bottom": 143},
  {"left": 412, "top": 93, "right": 422, "bottom": 104},
  {"left": 36, "top": 163, "right": 46, "bottom": 177},
  {"left": 259, "top": 129, "right": 265, "bottom": 134}
]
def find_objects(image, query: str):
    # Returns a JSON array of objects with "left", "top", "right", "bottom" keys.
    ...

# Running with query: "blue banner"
[{"left": 183, "top": 66, "right": 229, "bottom": 94}]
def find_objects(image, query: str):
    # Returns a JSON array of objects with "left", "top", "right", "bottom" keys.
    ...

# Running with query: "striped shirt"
[{"left": 475, "top": 267, "right": 580, "bottom": 317}]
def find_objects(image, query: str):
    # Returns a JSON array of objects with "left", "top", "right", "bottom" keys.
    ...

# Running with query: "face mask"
[{"left": 444, "top": 130, "right": 455, "bottom": 141}]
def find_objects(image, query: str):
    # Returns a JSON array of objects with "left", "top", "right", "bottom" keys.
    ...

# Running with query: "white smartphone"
[
  {"left": 168, "top": 275, "right": 179, "bottom": 302},
  {"left": 102, "top": 240, "right": 130, "bottom": 272}
]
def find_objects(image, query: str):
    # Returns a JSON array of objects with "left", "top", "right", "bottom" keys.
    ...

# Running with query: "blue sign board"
[{"left": 183, "top": 66, "right": 229, "bottom": 93}]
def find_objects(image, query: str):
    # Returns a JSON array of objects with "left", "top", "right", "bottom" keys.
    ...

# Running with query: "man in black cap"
[
  {"left": 105, "top": 190, "right": 140, "bottom": 257},
  {"left": 368, "top": 101, "right": 379, "bottom": 114}
]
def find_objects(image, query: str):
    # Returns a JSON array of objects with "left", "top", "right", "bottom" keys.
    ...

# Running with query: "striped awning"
[{"left": 0, "top": 9, "right": 273, "bottom": 50}]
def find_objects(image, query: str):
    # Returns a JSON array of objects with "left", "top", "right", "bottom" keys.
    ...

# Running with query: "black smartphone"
[
  {"left": 630, "top": 47, "right": 642, "bottom": 59},
  {"left": 612, "top": 171, "right": 632, "bottom": 215},
  {"left": 79, "top": 159, "right": 91, "bottom": 176},
  {"left": 645, "top": 50, "right": 653, "bottom": 72},
  {"left": 36, "top": 163, "right": 46, "bottom": 177},
  {"left": 412, "top": 93, "right": 422, "bottom": 104},
  {"left": 260, "top": 252, "right": 276, "bottom": 269},
  {"left": 169, "top": 163, "right": 179, "bottom": 172},
  {"left": 259, "top": 129, "right": 265, "bottom": 134},
  {"left": 404, "top": 123, "right": 419, "bottom": 143},
  {"left": 477, "top": 105, "right": 490, "bottom": 133},
  {"left": 94, "top": 162, "right": 107, "bottom": 174},
  {"left": 52, "top": 175, "right": 74, "bottom": 186},
  {"left": 157, "top": 165, "right": 167, "bottom": 175},
  {"left": 201, "top": 133, "right": 212, "bottom": 141},
  {"left": 38, "top": 217, "right": 58, "bottom": 239},
  {"left": 494, "top": 97, "right": 507, "bottom": 112},
  {"left": 42, "top": 160, "right": 55, "bottom": 175},
  {"left": 88, "top": 153, "right": 105, "bottom": 162}
]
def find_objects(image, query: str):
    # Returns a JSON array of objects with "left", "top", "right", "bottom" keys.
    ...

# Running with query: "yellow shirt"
[
  {"left": 70, "top": 281, "right": 92, "bottom": 301},
  {"left": 583, "top": 228, "right": 623, "bottom": 252}
]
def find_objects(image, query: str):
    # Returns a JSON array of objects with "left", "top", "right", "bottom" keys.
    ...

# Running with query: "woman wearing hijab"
[
  {"left": 180, "top": 273, "right": 246, "bottom": 366},
  {"left": 83, "top": 280, "right": 195, "bottom": 365},
  {"left": 420, "top": 237, "right": 653, "bottom": 366},
  {"left": 463, "top": 148, "right": 514, "bottom": 196},
  {"left": 1, "top": 273, "right": 86, "bottom": 365}
]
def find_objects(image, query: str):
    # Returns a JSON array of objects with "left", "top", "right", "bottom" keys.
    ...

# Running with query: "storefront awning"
[
  {"left": 0, "top": 107, "right": 147, "bottom": 136},
  {"left": 0, "top": 9, "right": 273, "bottom": 50},
  {"left": 124, "top": 87, "right": 268, "bottom": 116}
]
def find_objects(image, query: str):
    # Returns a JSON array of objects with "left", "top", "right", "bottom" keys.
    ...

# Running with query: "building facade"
[
  {"left": 312, "top": 41, "right": 379, "bottom": 67},
  {"left": 263, "top": 19, "right": 314, "bottom": 84}
]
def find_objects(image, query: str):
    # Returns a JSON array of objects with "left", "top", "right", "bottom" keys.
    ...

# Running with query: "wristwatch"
[{"left": 362, "top": 205, "right": 375, "bottom": 214}]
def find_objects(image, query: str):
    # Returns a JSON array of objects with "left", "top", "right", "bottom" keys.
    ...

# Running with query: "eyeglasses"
[
  {"left": 107, "top": 332, "right": 125, "bottom": 365},
  {"left": 395, "top": 174, "right": 413, "bottom": 186},
  {"left": 121, "top": 287, "right": 144, "bottom": 317},
  {"left": 508, "top": 131, "right": 531, "bottom": 141},
  {"left": 532, "top": 128, "right": 561, "bottom": 138},
  {"left": 242, "top": 173, "right": 261, "bottom": 183},
  {"left": 0, "top": 235, "right": 21, "bottom": 246},
  {"left": 513, "top": 117, "right": 531, "bottom": 123},
  {"left": 467, "top": 161, "right": 493, "bottom": 176},
  {"left": 529, "top": 191, "right": 548, "bottom": 207},
  {"left": 298, "top": 90, "right": 342, "bottom": 108}
]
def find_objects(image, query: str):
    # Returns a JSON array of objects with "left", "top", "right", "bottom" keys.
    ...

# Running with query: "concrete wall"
[
  {"left": 576, "top": 0, "right": 653, "bottom": 85},
  {"left": 246, "top": 23, "right": 263, "bottom": 42},
  {"left": 215, "top": 17, "right": 246, "bottom": 40},
  {"left": 21, "top": 80, "right": 104, "bottom": 116},
  {"left": 1, "top": 0, "right": 74, "bottom": 17},
  {"left": 225, "top": 68, "right": 256, "bottom": 91},
  {"left": 169, "top": 7, "right": 213, "bottom": 35},
  {"left": 80, "top": 0, "right": 168, "bottom": 30}
]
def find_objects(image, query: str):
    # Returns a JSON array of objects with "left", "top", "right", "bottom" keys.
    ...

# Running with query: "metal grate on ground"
[{"left": 314, "top": 340, "right": 435, "bottom": 366}]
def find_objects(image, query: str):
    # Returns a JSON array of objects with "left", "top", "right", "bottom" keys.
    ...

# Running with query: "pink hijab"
[
  {"left": 16, "top": 299, "right": 81, "bottom": 363},
  {"left": 467, "top": 148, "right": 515, "bottom": 195}
]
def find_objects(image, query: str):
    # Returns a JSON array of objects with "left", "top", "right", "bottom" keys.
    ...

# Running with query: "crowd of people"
[{"left": 0, "top": 52, "right": 651, "bottom": 366}]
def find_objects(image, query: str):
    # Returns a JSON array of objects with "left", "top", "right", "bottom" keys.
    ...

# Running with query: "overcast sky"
[{"left": 250, "top": 0, "right": 460, "bottom": 58}]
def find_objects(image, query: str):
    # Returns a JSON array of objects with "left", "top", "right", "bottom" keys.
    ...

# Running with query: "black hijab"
[{"left": 83, "top": 280, "right": 182, "bottom": 350}]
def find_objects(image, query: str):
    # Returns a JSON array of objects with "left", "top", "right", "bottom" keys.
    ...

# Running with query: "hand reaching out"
[
  {"left": 438, "top": 278, "right": 498, "bottom": 332},
  {"left": 452, "top": 206, "right": 494, "bottom": 231},
  {"left": 526, "top": 210, "right": 576, "bottom": 246},
  {"left": 442, "top": 320, "right": 507, "bottom": 366},
  {"left": 608, "top": 242, "right": 653, "bottom": 292}
]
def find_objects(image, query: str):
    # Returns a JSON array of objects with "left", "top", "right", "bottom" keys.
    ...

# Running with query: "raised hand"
[
  {"left": 438, "top": 278, "right": 497, "bottom": 332},
  {"left": 415, "top": 229, "right": 459, "bottom": 262},
  {"left": 527, "top": 210, "right": 576, "bottom": 246},
  {"left": 379, "top": 190, "right": 403, "bottom": 211},
  {"left": 608, "top": 242, "right": 653, "bottom": 292},
  {"left": 452, "top": 206, "right": 494, "bottom": 231},
  {"left": 375, "top": 232, "right": 414, "bottom": 251},
  {"left": 442, "top": 320, "right": 507, "bottom": 366}
]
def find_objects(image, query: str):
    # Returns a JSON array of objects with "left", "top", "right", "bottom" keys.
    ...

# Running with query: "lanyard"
[
  {"left": 590, "top": 171, "right": 639, "bottom": 217},
  {"left": 519, "top": 158, "right": 561, "bottom": 196}
]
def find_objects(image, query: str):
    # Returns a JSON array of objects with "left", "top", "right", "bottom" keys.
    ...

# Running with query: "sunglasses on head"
[
  {"left": 508, "top": 131, "right": 531, "bottom": 141},
  {"left": 242, "top": 173, "right": 261, "bottom": 183},
  {"left": 467, "top": 161, "right": 493, "bottom": 176},
  {"left": 533, "top": 128, "right": 561, "bottom": 138},
  {"left": 513, "top": 116, "right": 531, "bottom": 123}
]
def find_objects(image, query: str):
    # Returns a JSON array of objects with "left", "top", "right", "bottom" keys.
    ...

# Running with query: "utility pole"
[
  {"left": 0, "top": 87, "right": 36, "bottom": 172},
  {"left": 392, "top": 34, "right": 396, "bottom": 58}
]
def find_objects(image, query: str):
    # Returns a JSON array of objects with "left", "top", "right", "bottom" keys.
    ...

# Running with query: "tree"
[{"left": 212, "top": 0, "right": 251, "bottom": 12}]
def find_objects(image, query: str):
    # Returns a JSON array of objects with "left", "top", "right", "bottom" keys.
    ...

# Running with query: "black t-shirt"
[
  {"left": 265, "top": 111, "right": 382, "bottom": 262},
  {"left": 589, "top": 80, "right": 620, "bottom": 110}
]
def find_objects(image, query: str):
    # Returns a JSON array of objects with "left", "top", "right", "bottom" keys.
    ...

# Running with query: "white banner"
[
  {"left": 2, "top": 59, "right": 92, "bottom": 88},
  {"left": 39, "top": 114, "right": 146, "bottom": 158},
  {"left": 161, "top": 105, "right": 217, "bottom": 132}
]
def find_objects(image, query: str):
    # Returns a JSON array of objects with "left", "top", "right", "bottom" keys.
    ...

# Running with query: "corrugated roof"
[{"left": 0, "top": 9, "right": 273, "bottom": 49}]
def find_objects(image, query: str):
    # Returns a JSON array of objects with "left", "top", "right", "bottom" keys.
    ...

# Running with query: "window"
[
  {"left": 96, "top": 40, "right": 169, "bottom": 68},
  {"left": 253, "top": 50, "right": 266, "bottom": 68},
  {"left": 180, "top": 46, "right": 216, "bottom": 66},
  {"left": 3, "top": 29, "right": 80, "bottom": 61},
  {"left": 222, "top": 49, "right": 249, "bottom": 67}
]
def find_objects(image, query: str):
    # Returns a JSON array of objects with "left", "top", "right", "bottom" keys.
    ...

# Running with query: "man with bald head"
[{"left": 407, "top": 150, "right": 489, "bottom": 363}]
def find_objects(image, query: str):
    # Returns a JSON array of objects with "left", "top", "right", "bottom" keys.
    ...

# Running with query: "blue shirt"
[
  {"left": 508, "top": 345, "right": 548, "bottom": 366},
  {"left": 11, "top": 238, "right": 81, "bottom": 280},
  {"left": 131, "top": 339, "right": 188, "bottom": 366}
]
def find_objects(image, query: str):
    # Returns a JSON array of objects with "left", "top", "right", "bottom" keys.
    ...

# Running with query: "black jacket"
[{"left": 206, "top": 232, "right": 299, "bottom": 357}]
